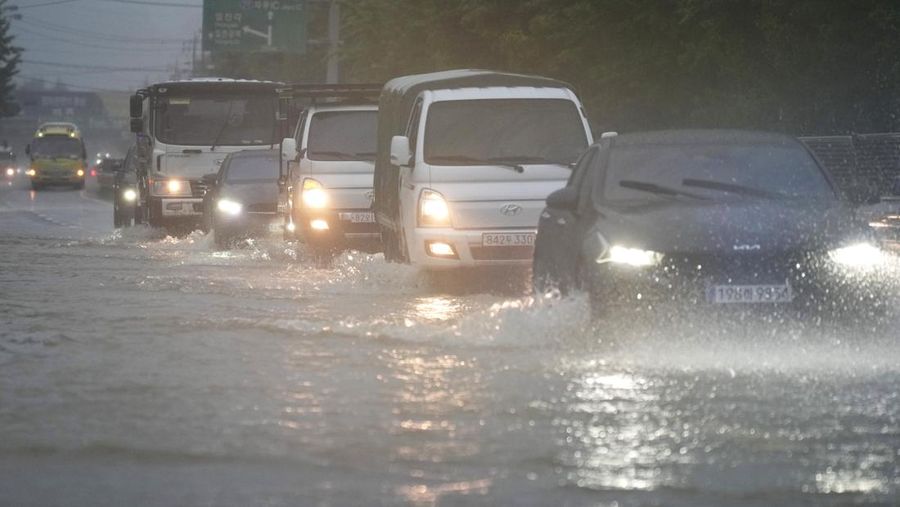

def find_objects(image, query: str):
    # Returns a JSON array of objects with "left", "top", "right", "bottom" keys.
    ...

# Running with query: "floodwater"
[{"left": 1, "top": 178, "right": 899, "bottom": 506}]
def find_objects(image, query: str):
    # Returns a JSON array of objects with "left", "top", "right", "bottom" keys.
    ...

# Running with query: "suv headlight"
[
  {"left": 599, "top": 245, "right": 664, "bottom": 267},
  {"left": 301, "top": 178, "right": 328, "bottom": 209},
  {"left": 828, "top": 242, "right": 885, "bottom": 268},
  {"left": 418, "top": 189, "right": 451, "bottom": 227},
  {"left": 151, "top": 179, "right": 191, "bottom": 196}
]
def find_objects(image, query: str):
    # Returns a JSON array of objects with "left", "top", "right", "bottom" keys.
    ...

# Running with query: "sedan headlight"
[
  {"left": 301, "top": 178, "right": 328, "bottom": 209},
  {"left": 418, "top": 189, "right": 451, "bottom": 227},
  {"left": 151, "top": 179, "right": 191, "bottom": 196},
  {"left": 217, "top": 198, "right": 243, "bottom": 216},
  {"left": 5, "top": 168, "right": 14, "bottom": 177},
  {"left": 828, "top": 242, "right": 886, "bottom": 268},
  {"left": 600, "top": 245, "right": 664, "bottom": 267},
  {"left": 26, "top": 168, "right": 36, "bottom": 177}
]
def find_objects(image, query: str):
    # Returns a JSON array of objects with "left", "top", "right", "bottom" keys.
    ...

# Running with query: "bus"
[{"left": 25, "top": 122, "right": 88, "bottom": 190}]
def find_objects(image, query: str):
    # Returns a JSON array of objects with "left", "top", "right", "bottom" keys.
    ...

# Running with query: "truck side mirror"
[
  {"left": 130, "top": 118, "right": 144, "bottom": 134},
  {"left": 129, "top": 94, "right": 143, "bottom": 118},
  {"left": 282, "top": 137, "right": 298, "bottom": 162},
  {"left": 390, "top": 135, "right": 411, "bottom": 167}
]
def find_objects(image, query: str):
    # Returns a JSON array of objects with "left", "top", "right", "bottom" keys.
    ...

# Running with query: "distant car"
[
  {"left": 533, "top": 130, "right": 892, "bottom": 314},
  {"left": 202, "top": 149, "right": 281, "bottom": 249},
  {"left": 1, "top": 148, "right": 17, "bottom": 179},
  {"left": 113, "top": 148, "right": 139, "bottom": 228},
  {"left": 96, "top": 158, "right": 125, "bottom": 191}
]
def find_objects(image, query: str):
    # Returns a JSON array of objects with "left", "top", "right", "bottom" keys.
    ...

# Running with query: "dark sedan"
[
  {"left": 202, "top": 150, "right": 281, "bottom": 249},
  {"left": 533, "top": 130, "right": 894, "bottom": 315}
]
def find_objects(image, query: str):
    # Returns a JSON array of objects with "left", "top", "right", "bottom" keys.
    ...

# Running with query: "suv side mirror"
[
  {"left": 201, "top": 173, "right": 218, "bottom": 187},
  {"left": 390, "top": 135, "right": 411, "bottom": 167},
  {"left": 546, "top": 186, "right": 578, "bottom": 211},
  {"left": 282, "top": 137, "right": 298, "bottom": 162},
  {"left": 130, "top": 94, "right": 143, "bottom": 118}
]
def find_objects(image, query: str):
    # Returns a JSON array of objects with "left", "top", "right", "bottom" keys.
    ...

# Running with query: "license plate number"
[
  {"left": 339, "top": 212, "right": 375, "bottom": 223},
  {"left": 482, "top": 232, "right": 535, "bottom": 247},
  {"left": 707, "top": 283, "right": 793, "bottom": 304}
]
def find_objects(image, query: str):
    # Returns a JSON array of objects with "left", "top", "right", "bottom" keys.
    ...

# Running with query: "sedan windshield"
[
  {"left": 30, "top": 136, "right": 82, "bottom": 159},
  {"left": 224, "top": 155, "right": 278, "bottom": 182},
  {"left": 424, "top": 99, "right": 587, "bottom": 166},
  {"left": 155, "top": 94, "right": 276, "bottom": 146},
  {"left": 307, "top": 110, "right": 377, "bottom": 161},
  {"left": 599, "top": 142, "right": 835, "bottom": 203}
]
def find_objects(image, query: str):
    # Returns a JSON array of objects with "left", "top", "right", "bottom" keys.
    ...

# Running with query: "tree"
[{"left": 0, "top": 0, "right": 22, "bottom": 118}]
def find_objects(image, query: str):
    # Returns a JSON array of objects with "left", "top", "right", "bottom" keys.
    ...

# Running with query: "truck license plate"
[
  {"left": 482, "top": 232, "right": 535, "bottom": 247},
  {"left": 339, "top": 212, "right": 375, "bottom": 223}
]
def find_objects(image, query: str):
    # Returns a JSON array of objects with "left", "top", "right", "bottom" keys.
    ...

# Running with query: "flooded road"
[{"left": 1, "top": 178, "right": 899, "bottom": 506}]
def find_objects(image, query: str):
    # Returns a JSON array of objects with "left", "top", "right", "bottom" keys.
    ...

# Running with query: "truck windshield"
[
  {"left": 155, "top": 94, "right": 275, "bottom": 146},
  {"left": 31, "top": 137, "right": 82, "bottom": 159},
  {"left": 307, "top": 110, "right": 377, "bottom": 161},
  {"left": 423, "top": 99, "right": 587, "bottom": 166}
]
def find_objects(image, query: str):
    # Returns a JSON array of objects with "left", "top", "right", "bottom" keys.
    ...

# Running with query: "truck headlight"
[
  {"left": 600, "top": 245, "right": 664, "bottom": 267},
  {"left": 217, "top": 198, "right": 243, "bottom": 216},
  {"left": 301, "top": 178, "right": 328, "bottom": 208},
  {"left": 418, "top": 189, "right": 450, "bottom": 227},
  {"left": 76, "top": 169, "right": 85, "bottom": 177},
  {"left": 122, "top": 188, "right": 137, "bottom": 202},
  {"left": 26, "top": 168, "right": 36, "bottom": 177},
  {"left": 828, "top": 242, "right": 885, "bottom": 268},
  {"left": 151, "top": 179, "right": 191, "bottom": 196}
]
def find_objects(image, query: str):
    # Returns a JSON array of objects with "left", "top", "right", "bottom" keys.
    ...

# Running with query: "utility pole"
[{"left": 325, "top": 0, "right": 340, "bottom": 84}]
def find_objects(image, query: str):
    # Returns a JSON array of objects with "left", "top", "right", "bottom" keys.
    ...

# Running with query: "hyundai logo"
[
  {"left": 733, "top": 244, "right": 761, "bottom": 251},
  {"left": 500, "top": 204, "right": 522, "bottom": 216}
]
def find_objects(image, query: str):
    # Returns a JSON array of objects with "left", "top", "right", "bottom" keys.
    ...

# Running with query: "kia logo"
[
  {"left": 733, "top": 244, "right": 761, "bottom": 251},
  {"left": 500, "top": 204, "right": 522, "bottom": 216}
]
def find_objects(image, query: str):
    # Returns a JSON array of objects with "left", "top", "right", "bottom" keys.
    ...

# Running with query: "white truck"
[
  {"left": 374, "top": 70, "right": 593, "bottom": 269},
  {"left": 279, "top": 84, "right": 381, "bottom": 262},
  {"left": 128, "top": 79, "right": 280, "bottom": 229}
]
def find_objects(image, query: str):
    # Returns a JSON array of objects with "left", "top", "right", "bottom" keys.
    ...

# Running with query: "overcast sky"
[{"left": 10, "top": 0, "right": 202, "bottom": 93}]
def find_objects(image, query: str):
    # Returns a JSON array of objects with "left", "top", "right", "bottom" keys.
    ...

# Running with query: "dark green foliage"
[
  {"left": 0, "top": 0, "right": 22, "bottom": 118},
  {"left": 342, "top": 0, "right": 900, "bottom": 135}
]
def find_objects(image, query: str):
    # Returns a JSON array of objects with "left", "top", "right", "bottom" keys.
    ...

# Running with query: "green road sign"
[{"left": 203, "top": 0, "right": 306, "bottom": 54}]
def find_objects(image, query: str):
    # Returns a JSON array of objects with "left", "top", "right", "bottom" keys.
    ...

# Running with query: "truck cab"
[
  {"left": 129, "top": 79, "right": 280, "bottom": 230},
  {"left": 279, "top": 84, "right": 381, "bottom": 261},
  {"left": 373, "top": 70, "right": 593, "bottom": 269}
]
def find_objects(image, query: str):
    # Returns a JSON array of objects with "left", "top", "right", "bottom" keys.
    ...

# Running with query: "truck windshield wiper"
[
  {"left": 210, "top": 101, "right": 236, "bottom": 152},
  {"left": 619, "top": 179, "right": 709, "bottom": 200},
  {"left": 682, "top": 178, "right": 785, "bottom": 199}
]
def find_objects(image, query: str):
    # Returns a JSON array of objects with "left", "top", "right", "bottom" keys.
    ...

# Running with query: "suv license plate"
[
  {"left": 339, "top": 212, "right": 375, "bottom": 223},
  {"left": 482, "top": 232, "right": 535, "bottom": 247},
  {"left": 707, "top": 283, "right": 793, "bottom": 304}
]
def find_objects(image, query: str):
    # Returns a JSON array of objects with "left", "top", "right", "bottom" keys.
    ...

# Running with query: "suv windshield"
[
  {"left": 599, "top": 142, "right": 835, "bottom": 202},
  {"left": 155, "top": 94, "right": 275, "bottom": 146},
  {"left": 31, "top": 136, "right": 82, "bottom": 159},
  {"left": 225, "top": 155, "right": 278, "bottom": 182},
  {"left": 423, "top": 99, "right": 587, "bottom": 166},
  {"left": 307, "top": 110, "right": 377, "bottom": 161}
]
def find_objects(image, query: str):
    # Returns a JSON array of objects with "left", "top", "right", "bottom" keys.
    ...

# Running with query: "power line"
[
  {"left": 19, "top": 17, "right": 192, "bottom": 44},
  {"left": 17, "top": 74, "right": 131, "bottom": 93},
  {"left": 12, "top": 24, "right": 188, "bottom": 51},
  {"left": 17, "top": 0, "right": 81, "bottom": 9}
]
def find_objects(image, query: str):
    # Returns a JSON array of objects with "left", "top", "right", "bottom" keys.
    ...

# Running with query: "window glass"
[{"left": 307, "top": 110, "right": 377, "bottom": 161}]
